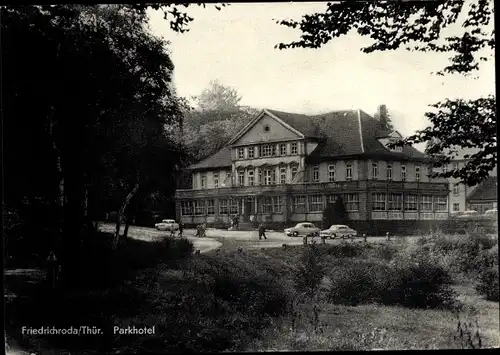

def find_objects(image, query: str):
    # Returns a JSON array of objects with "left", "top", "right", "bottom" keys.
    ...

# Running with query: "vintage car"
[
  {"left": 319, "top": 225, "right": 358, "bottom": 240},
  {"left": 154, "top": 219, "right": 179, "bottom": 231},
  {"left": 484, "top": 208, "right": 498, "bottom": 219},
  {"left": 456, "top": 210, "right": 480, "bottom": 219},
  {"left": 284, "top": 222, "right": 320, "bottom": 237}
]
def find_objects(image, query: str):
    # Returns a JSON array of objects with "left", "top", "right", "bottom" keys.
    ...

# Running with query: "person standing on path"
[
  {"left": 178, "top": 221, "right": 184, "bottom": 237},
  {"left": 258, "top": 222, "right": 267, "bottom": 240}
]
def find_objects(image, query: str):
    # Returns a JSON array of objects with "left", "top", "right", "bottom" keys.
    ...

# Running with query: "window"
[
  {"left": 181, "top": 201, "right": 193, "bottom": 216},
  {"left": 264, "top": 125, "right": 270, "bottom": 132},
  {"left": 192, "top": 175, "right": 198, "bottom": 189},
  {"left": 238, "top": 170, "right": 245, "bottom": 186},
  {"left": 453, "top": 184, "right": 459, "bottom": 195},
  {"left": 372, "top": 163, "right": 378, "bottom": 180},
  {"left": 388, "top": 194, "right": 403, "bottom": 211},
  {"left": 452, "top": 162, "right": 458, "bottom": 170},
  {"left": 308, "top": 195, "right": 323, "bottom": 212},
  {"left": 434, "top": 196, "right": 448, "bottom": 211},
  {"left": 219, "top": 199, "right": 228, "bottom": 215},
  {"left": 229, "top": 199, "right": 239, "bottom": 214},
  {"left": 343, "top": 193, "right": 359, "bottom": 211},
  {"left": 260, "top": 144, "right": 272, "bottom": 157},
  {"left": 207, "top": 200, "right": 215, "bottom": 215},
  {"left": 312, "top": 166, "right": 320, "bottom": 182},
  {"left": 291, "top": 166, "right": 298, "bottom": 181},
  {"left": 263, "top": 169, "right": 273, "bottom": 185},
  {"left": 280, "top": 167, "right": 287, "bottom": 185},
  {"left": 272, "top": 196, "right": 283, "bottom": 213},
  {"left": 271, "top": 144, "right": 277, "bottom": 156},
  {"left": 291, "top": 142, "right": 298, "bottom": 155},
  {"left": 260, "top": 196, "right": 273, "bottom": 214},
  {"left": 248, "top": 170, "right": 254, "bottom": 186},
  {"left": 415, "top": 166, "right": 420, "bottom": 181},
  {"left": 346, "top": 162, "right": 353, "bottom": 180},
  {"left": 372, "top": 193, "right": 386, "bottom": 211},
  {"left": 248, "top": 146, "right": 255, "bottom": 159},
  {"left": 442, "top": 165, "right": 448, "bottom": 173},
  {"left": 201, "top": 174, "right": 206, "bottom": 189},
  {"left": 237, "top": 147, "right": 244, "bottom": 160},
  {"left": 420, "top": 196, "right": 433, "bottom": 211},
  {"left": 387, "top": 164, "right": 393, "bottom": 181},
  {"left": 213, "top": 173, "right": 219, "bottom": 188},
  {"left": 328, "top": 194, "right": 338, "bottom": 204},
  {"left": 194, "top": 200, "right": 205, "bottom": 215},
  {"left": 293, "top": 195, "right": 306, "bottom": 213},
  {"left": 401, "top": 165, "right": 407, "bottom": 181},
  {"left": 453, "top": 203, "right": 460, "bottom": 212},
  {"left": 328, "top": 165, "right": 335, "bottom": 182},
  {"left": 404, "top": 194, "right": 418, "bottom": 211},
  {"left": 280, "top": 143, "right": 287, "bottom": 156}
]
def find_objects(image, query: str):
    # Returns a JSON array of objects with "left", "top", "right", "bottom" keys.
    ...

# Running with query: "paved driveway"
[{"left": 98, "top": 223, "right": 222, "bottom": 254}]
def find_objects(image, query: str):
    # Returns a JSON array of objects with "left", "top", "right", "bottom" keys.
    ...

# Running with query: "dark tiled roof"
[
  {"left": 265, "top": 109, "right": 322, "bottom": 138},
  {"left": 189, "top": 108, "right": 428, "bottom": 170},
  {"left": 467, "top": 176, "right": 498, "bottom": 202},
  {"left": 189, "top": 147, "right": 231, "bottom": 170}
]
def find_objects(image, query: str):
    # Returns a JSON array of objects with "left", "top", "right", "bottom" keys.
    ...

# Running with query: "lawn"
[{"left": 5, "top": 233, "right": 499, "bottom": 353}]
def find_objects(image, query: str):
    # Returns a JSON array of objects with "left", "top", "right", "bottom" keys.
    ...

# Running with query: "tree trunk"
[
  {"left": 123, "top": 218, "right": 131, "bottom": 239},
  {"left": 112, "top": 182, "right": 139, "bottom": 250}
]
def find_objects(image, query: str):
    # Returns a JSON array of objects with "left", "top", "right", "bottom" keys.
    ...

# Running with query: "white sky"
[{"left": 147, "top": 1, "right": 495, "bottom": 147}]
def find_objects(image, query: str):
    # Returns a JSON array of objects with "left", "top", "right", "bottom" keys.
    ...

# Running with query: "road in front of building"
[{"left": 98, "top": 223, "right": 413, "bottom": 252}]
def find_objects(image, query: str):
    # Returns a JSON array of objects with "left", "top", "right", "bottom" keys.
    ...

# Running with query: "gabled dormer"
[{"left": 378, "top": 130, "right": 403, "bottom": 153}]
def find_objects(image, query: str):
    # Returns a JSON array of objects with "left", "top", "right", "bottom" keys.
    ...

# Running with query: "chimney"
[{"left": 377, "top": 104, "right": 388, "bottom": 122}]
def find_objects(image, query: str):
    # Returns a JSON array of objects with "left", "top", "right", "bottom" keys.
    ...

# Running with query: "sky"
[{"left": 147, "top": 2, "right": 495, "bottom": 148}]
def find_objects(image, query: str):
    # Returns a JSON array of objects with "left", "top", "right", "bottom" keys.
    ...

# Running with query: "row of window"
[
  {"left": 237, "top": 142, "right": 299, "bottom": 160},
  {"left": 180, "top": 193, "right": 360, "bottom": 216},
  {"left": 371, "top": 193, "right": 447, "bottom": 212},
  {"left": 195, "top": 162, "right": 430, "bottom": 189},
  {"left": 180, "top": 193, "right": 449, "bottom": 216},
  {"left": 312, "top": 163, "right": 418, "bottom": 182}
]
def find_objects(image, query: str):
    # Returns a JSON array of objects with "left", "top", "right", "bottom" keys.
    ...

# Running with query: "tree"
[
  {"left": 374, "top": 104, "right": 394, "bottom": 132},
  {"left": 2, "top": 4, "right": 192, "bottom": 285},
  {"left": 183, "top": 80, "right": 258, "bottom": 162},
  {"left": 275, "top": 0, "right": 495, "bottom": 186}
]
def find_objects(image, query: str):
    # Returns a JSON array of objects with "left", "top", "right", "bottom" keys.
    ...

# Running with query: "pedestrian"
[
  {"left": 200, "top": 222, "right": 207, "bottom": 238},
  {"left": 195, "top": 224, "right": 200, "bottom": 238},
  {"left": 178, "top": 221, "right": 184, "bottom": 237},
  {"left": 234, "top": 215, "right": 239, "bottom": 230},
  {"left": 258, "top": 222, "right": 267, "bottom": 240}
]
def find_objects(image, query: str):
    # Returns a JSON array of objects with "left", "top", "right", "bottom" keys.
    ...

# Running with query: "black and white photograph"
[{"left": 3, "top": 1, "right": 498, "bottom": 353}]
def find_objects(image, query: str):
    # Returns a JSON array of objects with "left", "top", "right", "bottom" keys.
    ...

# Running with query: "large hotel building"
[{"left": 175, "top": 108, "right": 450, "bottom": 233}]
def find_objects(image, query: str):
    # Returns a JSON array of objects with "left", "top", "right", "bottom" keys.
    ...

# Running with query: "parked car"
[
  {"left": 284, "top": 222, "right": 320, "bottom": 237},
  {"left": 320, "top": 225, "right": 358, "bottom": 240},
  {"left": 484, "top": 208, "right": 498, "bottom": 219},
  {"left": 456, "top": 210, "right": 479, "bottom": 219},
  {"left": 154, "top": 219, "right": 179, "bottom": 231}
]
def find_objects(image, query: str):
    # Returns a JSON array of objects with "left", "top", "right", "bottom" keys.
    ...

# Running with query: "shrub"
[
  {"left": 326, "top": 257, "right": 458, "bottom": 309},
  {"left": 475, "top": 267, "right": 499, "bottom": 302},
  {"left": 326, "top": 259, "right": 395, "bottom": 306},
  {"left": 327, "top": 242, "right": 364, "bottom": 258},
  {"left": 390, "top": 259, "right": 457, "bottom": 309},
  {"left": 294, "top": 244, "right": 326, "bottom": 299}
]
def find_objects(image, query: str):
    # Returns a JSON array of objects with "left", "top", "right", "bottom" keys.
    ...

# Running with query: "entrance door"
[{"left": 244, "top": 200, "right": 252, "bottom": 222}]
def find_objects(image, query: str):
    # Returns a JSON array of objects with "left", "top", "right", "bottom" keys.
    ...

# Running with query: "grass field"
[{"left": 5, "top": 233, "right": 499, "bottom": 353}]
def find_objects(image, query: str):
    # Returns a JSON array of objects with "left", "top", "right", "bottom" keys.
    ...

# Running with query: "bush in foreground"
[
  {"left": 475, "top": 267, "right": 499, "bottom": 302},
  {"left": 326, "top": 257, "right": 458, "bottom": 309}
]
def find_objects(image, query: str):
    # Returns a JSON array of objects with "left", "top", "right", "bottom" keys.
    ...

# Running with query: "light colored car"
[
  {"left": 484, "top": 209, "right": 497, "bottom": 218},
  {"left": 154, "top": 219, "right": 179, "bottom": 231},
  {"left": 456, "top": 210, "right": 479, "bottom": 219},
  {"left": 284, "top": 222, "right": 320, "bottom": 237},
  {"left": 320, "top": 225, "right": 358, "bottom": 240}
]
